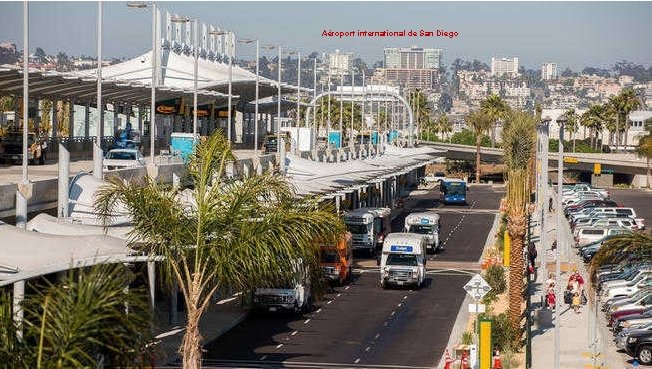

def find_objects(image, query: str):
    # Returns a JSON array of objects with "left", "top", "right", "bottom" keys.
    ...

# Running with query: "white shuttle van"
[
  {"left": 403, "top": 212, "right": 441, "bottom": 252},
  {"left": 379, "top": 233, "right": 427, "bottom": 289}
]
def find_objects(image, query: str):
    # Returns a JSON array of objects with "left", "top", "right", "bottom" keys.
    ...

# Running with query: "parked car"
[
  {"left": 615, "top": 308, "right": 652, "bottom": 334},
  {"left": 103, "top": 149, "right": 146, "bottom": 171},
  {"left": 624, "top": 329, "right": 652, "bottom": 364},
  {"left": 603, "top": 275, "right": 652, "bottom": 300},
  {"left": 615, "top": 323, "right": 652, "bottom": 350},
  {"left": 576, "top": 227, "right": 631, "bottom": 248},
  {"left": 424, "top": 171, "right": 446, "bottom": 183},
  {"left": 607, "top": 292, "right": 652, "bottom": 316}
]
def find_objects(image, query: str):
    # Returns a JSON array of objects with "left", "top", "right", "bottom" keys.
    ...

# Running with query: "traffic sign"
[{"left": 463, "top": 274, "right": 492, "bottom": 301}]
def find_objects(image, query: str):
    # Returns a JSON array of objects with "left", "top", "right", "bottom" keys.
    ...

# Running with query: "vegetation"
[
  {"left": 314, "top": 95, "right": 363, "bottom": 140},
  {"left": 483, "top": 264, "right": 507, "bottom": 303},
  {"left": 501, "top": 111, "right": 536, "bottom": 335},
  {"left": 589, "top": 233, "right": 652, "bottom": 280},
  {"left": 95, "top": 131, "right": 344, "bottom": 369},
  {"left": 409, "top": 90, "right": 432, "bottom": 140},
  {"left": 465, "top": 110, "right": 494, "bottom": 183},
  {"left": 636, "top": 119, "right": 652, "bottom": 187},
  {"left": 449, "top": 129, "right": 492, "bottom": 147},
  {"left": 561, "top": 108, "right": 580, "bottom": 152},
  {"left": 548, "top": 138, "right": 602, "bottom": 153},
  {"left": 480, "top": 94, "right": 510, "bottom": 147},
  {"left": 0, "top": 264, "right": 152, "bottom": 369}
]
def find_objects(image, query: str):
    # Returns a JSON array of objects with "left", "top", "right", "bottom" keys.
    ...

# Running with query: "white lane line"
[
  {"left": 374, "top": 333, "right": 380, "bottom": 339},
  {"left": 345, "top": 286, "right": 350, "bottom": 290},
  {"left": 216, "top": 296, "right": 238, "bottom": 305},
  {"left": 258, "top": 355, "right": 267, "bottom": 361},
  {"left": 403, "top": 295, "right": 408, "bottom": 300},
  {"left": 316, "top": 308, "right": 322, "bottom": 313},
  {"left": 337, "top": 293, "right": 342, "bottom": 297},
  {"left": 354, "top": 358, "right": 361, "bottom": 364},
  {"left": 276, "top": 343, "right": 283, "bottom": 349},
  {"left": 397, "top": 303, "right": 402, "bottom": 307},
  {"left": 304, "top": 319, "right": 311, "bottom": 324},
  {"left": 291, "top": 330, "right": 298, "bottom": 336},
  {"left": 365, "top": 346, "right": 371, "bottom": 352},
  {"left": 390, "top": 311, "right": 396, "bottom": 316},
  {"left": 383, "top": 321, "right": 389, "bottom": 326},
  {"left": 327, "top": 300, "right": 333, "bottom": 304}
]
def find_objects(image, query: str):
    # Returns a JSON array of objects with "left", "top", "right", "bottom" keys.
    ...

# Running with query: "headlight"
[
  {"left": 622, "top": 322, "right": 631, "bottom": 328},
  {"left": 627, "top": 336, "right": 638, "bottom": 343}
]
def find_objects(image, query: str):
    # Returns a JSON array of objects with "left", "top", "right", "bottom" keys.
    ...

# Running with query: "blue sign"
[
  {"left": 328, "top": 131, "right": 342, "bottom": 148},
  {"left": 390, "top": 245, "right": 413, "bottom": 252},
  {"left": 420, "top": 218, "right": 429, "bottom": 224}
]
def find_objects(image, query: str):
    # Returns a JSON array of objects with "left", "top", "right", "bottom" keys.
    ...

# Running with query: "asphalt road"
[
  {"left": 607, "top": 188, "right": 652, "bottom": 229},
  {"left": 203, "top": 185, "right": 503, "bottom": 368}
]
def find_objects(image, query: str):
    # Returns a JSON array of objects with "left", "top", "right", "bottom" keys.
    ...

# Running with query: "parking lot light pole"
[
  {"left": 127, "top": 1, "right": 157, "bottom": 164},
  {"left": 554, "top": 115, "right": 567, "bottom": 369},
  {"left": 171, "top": 15, "right": 199, "bottom": 139},
  {"left": 237, "top": 39, "right": 260, "bottom": 152},
  {"left": 209, "top": 30, "right": 235, "bottom": 143}
]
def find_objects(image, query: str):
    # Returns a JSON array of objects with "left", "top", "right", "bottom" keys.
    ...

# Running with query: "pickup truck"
[{"left": 0, "top": 131, "right": 48, "bottom": 165}]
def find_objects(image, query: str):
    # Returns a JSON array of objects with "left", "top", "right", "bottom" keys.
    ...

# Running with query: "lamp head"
[{"left": 126, "top": 1, "right": 149, "bottom": 9}]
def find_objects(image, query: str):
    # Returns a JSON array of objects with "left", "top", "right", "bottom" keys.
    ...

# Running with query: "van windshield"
[
  {"left": 386, "top": 254, "right": 418, "bottom": 266},
  {"left": 346, "top": 223, "right": 370, "bottom": 234},
  {"left": 321, "top": 250, "right": 339, "bottom": 263},
  {"left": 408, "top": 225, "right": 435, "bottom": 235}
]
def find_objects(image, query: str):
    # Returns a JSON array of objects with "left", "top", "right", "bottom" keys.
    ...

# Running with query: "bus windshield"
[
  {"left": 386, "top": 254, "right": 418, "bottom": 266},
  {"left": 442, "top": 181, "right": 466, "bottom": 195},
  {"left": 346, "top": 223, "right": 370, "bottom": 234}
]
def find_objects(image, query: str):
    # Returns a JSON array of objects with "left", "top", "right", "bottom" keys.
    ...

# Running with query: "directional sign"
[{"left": 463, "top": 274, "right": 492, "bottom": 301}]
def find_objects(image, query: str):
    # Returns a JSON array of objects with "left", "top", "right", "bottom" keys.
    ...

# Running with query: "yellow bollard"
[{"left": 503, "top": 230, "right": 511, "bottom": 267}]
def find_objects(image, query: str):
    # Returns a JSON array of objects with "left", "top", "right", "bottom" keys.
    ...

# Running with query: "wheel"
[
  {"left": 380, "top": 280, "right": 387, "bottom": 289},
  {"left": 638, "top": 345, "right": 652, "bottom": 365}
]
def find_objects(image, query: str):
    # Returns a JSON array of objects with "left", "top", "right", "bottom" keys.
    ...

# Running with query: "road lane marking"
[
  {"left": 403, "top": 295, "right": 408, "bottom": 300},
  {"left": 365, "top": 346, "right": 371, "bottom": 352},
  {"left": 304, "top": 319, "right": 311, "bottom": 324},
  {"left": 258, "top": 355, "right": 267, "bottom": 361},
  {"left": 397, "top": 303, "right": 402, "bottom": 307},
  {"left": 316, "top": 308, "right": 322, "bottom": 313},
  {"left": 345, "top": 286, "right": 350, "bottom": 290},
  {"left": 374, "top": 333, "right": 380, "bottom": 339},
  {"left": 201, "top": 358, "right": 435, "bottom": 368},
  {"left": 291, "top": 330, "right": 298, "bottom": 336},
  {"left": 390, "top": 311, "right": 396, "bottom": 316},
  {"left": 354, "top": 358, "right": 361, "bottom": 364},
  {"left": 327, "top": 300, "right": 333, "bottom": 304},
  {"left": 337, "top": 293, "right": 342, "bottom": 297},
  {"left": 276, "top": 343, "right": 283, "bottom": 349}
]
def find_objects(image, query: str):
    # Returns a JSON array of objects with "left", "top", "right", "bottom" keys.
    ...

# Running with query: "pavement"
[{"left": 529, "top": 187, "right": 650, "bottom": 369}]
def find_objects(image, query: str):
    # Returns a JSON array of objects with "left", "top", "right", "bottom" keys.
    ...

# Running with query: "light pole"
[
  {"left": 94, "top": 0, "right": 103, "bottom": 179},
  {"left": 127, "top": 1, "right": 157, "bottom": 164},
  {"left": 313, "top": 58, "right": 317, "bottom": 133},
  {"left": 339, "top": 72, "right": 344, "bottom": 147},
  {"left": 209, "top": 30, "right": 235, "bottom": 143},
  {"left": 350, "top": 67, "right": 355, "bottom": 148},
  {"left": 171, "top": 15, "right": 199, "bottom": 139},
  {"left": 238, "top": 39, "right": 260, "bottom": 152},
  {"left": 285, "top": 51, "right": 300, "bottom": 152},
  {"left": 553, "top": 115, "right": 567, "bottom": 369},
  {"left": 327, "top": 73, "right": 331, "bottom": 140}
]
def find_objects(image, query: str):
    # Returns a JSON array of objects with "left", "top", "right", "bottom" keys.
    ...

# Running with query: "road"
[
  {"left": 203, "top": 184, "right": 503, "bottom": 368},
  {"left": 608, "top": 188, "right": 652, "bottom": 227}
]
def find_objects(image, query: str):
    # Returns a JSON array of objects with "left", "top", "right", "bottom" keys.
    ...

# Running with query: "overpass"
[{"left": 421, "top": 141, "right": 648, "bottom": 179}]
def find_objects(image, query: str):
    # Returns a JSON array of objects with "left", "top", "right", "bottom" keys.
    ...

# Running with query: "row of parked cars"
[
  {"left": 563, "top": 183, "right": 644, "bottom": 263},
  {"left": 562, "top": 183, "right": 652, "bottom": 365}
]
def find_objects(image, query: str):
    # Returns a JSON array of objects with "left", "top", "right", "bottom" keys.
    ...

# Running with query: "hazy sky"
[{"left": 0, "top": 1, "right": 650, "bottom": 71}]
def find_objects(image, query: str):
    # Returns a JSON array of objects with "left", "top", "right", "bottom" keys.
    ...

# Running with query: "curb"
[{"left": 436, "top": 208, "right": 502, "bottom": 369}]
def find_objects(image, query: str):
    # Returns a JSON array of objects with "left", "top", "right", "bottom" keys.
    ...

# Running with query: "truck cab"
[
  {"left": 404, "top": 212, "right": 441, "bottom": 252},
  {"left": 343, "top": 207, "right": 391, "bottom": 256},
  {"left": 253, "top": 259, "right": 311, "bottom": 313},
  {"left": 379, "top": 233, "right": 427, "bottom": 289},
  {"left": 320, "top": 232, "right": 353, "bottom": 285}
]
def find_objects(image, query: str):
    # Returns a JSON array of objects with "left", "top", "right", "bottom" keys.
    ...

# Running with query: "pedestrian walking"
[
  {"left": 548, "top": 197, "right": 553, "bottom": 213},
  {"left": 546, "top": 287, "right": 556, "bottom": 311},
  {"left": 572, "top": 291, "right": 581, "bottom": 313},
  {"left": 527, "top": 242, "right": 537, "bottom": 270}
]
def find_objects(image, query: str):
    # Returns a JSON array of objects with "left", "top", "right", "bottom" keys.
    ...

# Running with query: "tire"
[
  {"left": 638, "top": 345, "right": 652, "bottom": 365},
  {"left": 380, "top": 280, "right": 387, "bottom": 289}
]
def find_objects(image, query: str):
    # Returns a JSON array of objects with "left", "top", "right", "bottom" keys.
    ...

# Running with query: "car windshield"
[
  {"left": 386, "top": 254, "right": 418, "bottom": 266},
  {"left": 444, "top": 183, "right": 465, "bottom": 195},
  {"left": 346, "top": 223, "right": 370, "bottom": 234},
  {"left": 435, "top": 172, "right": 445, "bottom": 177},
  {"left": 321, "top": 250, "right": 339, "bottom": 263},
  {"left": 106, "top": 151, "right": 137, "bottom": 160},
  {"left": 409, "top": 225, "right": 434, "bottom": 235}
]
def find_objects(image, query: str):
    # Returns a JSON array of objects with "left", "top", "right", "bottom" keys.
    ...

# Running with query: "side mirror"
[{"left": 376, "top": 256, "right": 381, "bottom": 266}]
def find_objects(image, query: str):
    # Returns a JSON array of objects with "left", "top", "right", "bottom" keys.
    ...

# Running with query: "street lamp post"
[
  {"left": 313, "top": 58, "right": 317, "bottom": 133},
  {"left": 553, "top": 115, "right": 567, "bottom": 369},
  {"left": 127, "top": 1, "right": 158, "bottom": 165},
  {"left": 238, "top": 39, "right": 260, "bottom": 153},
  {"left": 94, "top": 0, "right": 103, "bottom": 179},
  {"left": 171, "top": 15, "right": 199, "bottom": 139},
  {"left": 339, "top": 72, "right": 344, "bottom": 147},
  {"left": 209, "top": 30, "right": 234, "bottom": 143}
]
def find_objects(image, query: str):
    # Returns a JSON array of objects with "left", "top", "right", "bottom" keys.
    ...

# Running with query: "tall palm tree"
[
  {"left": 562, "top": 108, "right": 579, "bottom": 153},
  {"left": 466, "top": 110, "right": 494, "bottom": 183},
  {"left": 0, "top": 264, "right": 152, "bottom": 369},
  {"left": 480, "top": 94, "right": 510, "bottom": 147},
  {"left": 96, "top": 132, "right": 344, "bottom": 369},
  {"left": 501, "top": 110, "right": 536, "bottom": 335},
  {"left": 589, "top": 233, "right": 651, "bottom": 281},
  {"left": 410, "top": 90, "right": 431, "bottom": 141},
  {"left": 581, "top": 105, "right": 606, "bottom": 149},
  {"left": 435, "top": 114, "right": 452, "bottom": 141},
  {"left": 614, "top": 89, "right": 641, "bottom": 149}
]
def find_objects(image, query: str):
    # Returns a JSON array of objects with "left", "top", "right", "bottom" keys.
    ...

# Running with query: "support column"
[
  {"left": 58, "top": 144, "right": 70, "bottom": 218},
  {"left": 138, "top": 105, "right": 143, "bottom": 133},
  {"left": 335, "top": 195, "right": 341, "bottom": 215},
  {"left": 68, "top": 101, "right": 75, "bottom": 138},
  {"left": 51, "top": 100, "right": 58, "bottom": 139},
  {"left": 13, "top": 280, "right": 25, "bottom": 339},
  {"left": 147, "top": 260, "right": 156, "bottom": 311},
  {"left": 84, "top": 104, "right": 90, "bottom": 138}
]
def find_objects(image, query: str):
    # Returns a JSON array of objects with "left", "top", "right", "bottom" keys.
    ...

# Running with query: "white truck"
[
  {"left": 378, "top": 233, "right": 427, "bottom": 289},
  {"left": 404, "top": 212, "right": 441, "bottom": 252},
  {"left": 344, "top": 207, "right": 391, "bottom": 256},
  {"left": 253, "top": 259, "right": 312, "bottom": 313}
]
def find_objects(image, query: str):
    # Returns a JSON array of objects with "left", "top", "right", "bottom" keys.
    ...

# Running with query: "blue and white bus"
[{"left": 440, "top": 178, "right": 467, "bottom": 204}]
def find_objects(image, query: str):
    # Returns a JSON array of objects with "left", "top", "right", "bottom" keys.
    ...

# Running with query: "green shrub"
[
  {"left": 482, "top": 264, "right": 506, "bottom": 303},
  {"left": 461, "top": 330, "right": 474, "bottom": 345},
  {"left": 450, "top": 129, "right": 492, "bottom": 147},
  {"left": 490, "top": 312, "right": 519, "bottom": 351}
]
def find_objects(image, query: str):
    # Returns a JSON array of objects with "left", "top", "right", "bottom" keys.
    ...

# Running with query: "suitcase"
[{"left": 564, "top": 290, "right": 572, "bottom": 304}]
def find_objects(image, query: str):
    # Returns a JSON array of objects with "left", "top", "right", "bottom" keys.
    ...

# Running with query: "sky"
[{"left": 0, "top": 1, "right": 650, "bottom": 71}]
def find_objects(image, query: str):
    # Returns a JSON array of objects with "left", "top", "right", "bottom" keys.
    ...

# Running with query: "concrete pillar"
[
  {"left": 335, "top": 195, "right": 341, "bottom": 214},
  {"left": 93, "top": 142, "right": 103, "bottom": 180},
  {"left": 51, "top": 100, "right": 58, "bottom": 139},
  {"left": 113, "top": 108, "right": 119, "bottom": 136},
  {"left": 68, "top": 101, "right": 75, "bottom": 138},
  {"left": 13, "top": 280, "right": 25, "bottom": 339},
  {"left": 58, "top": 144, "right": 70, "bottom": 218},
  {"left": 147, "top": 260, "right": 156, "bottom": 311},
  {"left": 84, "top": 104, "right": 90, "bottom": 138},
  {"left": 15, "top": 187, "right": 28, "bottom": 229},
  {"left": 138, "top": 105, "right": 143, "bottom": 133}
]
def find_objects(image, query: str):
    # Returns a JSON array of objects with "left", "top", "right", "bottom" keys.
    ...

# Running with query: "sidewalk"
[{"left": 530, "top": 190, "right": 625, "bottom": 369}]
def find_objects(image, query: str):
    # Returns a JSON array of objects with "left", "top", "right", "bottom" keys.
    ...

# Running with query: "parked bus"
[{"left": 440, "top": 178, "right": 467, "bottom": 204}]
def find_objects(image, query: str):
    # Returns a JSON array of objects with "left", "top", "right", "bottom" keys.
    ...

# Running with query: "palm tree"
[
  {"left": 589, "top": 233, "right": 652, "bottom": 281},
  {"left": 501, "top": 110, "right": 536, "bottom": 336},
  {"left": 435, "top": 114, "right": 452, "bottom": 141},
  {"left": 614, "top": 89, "right": 641, "bottom": 149},
  {"left": 637, "top": 134, "right": 652, "bottom": 188},
  {"left": 0, "top": 264, "right": 152, "bottom": 369},
  {"left": 562, "top": 109, "right": 579, "bottom": 152},
  {"left": 96, "top": 132, "right": 344, "bottom": 369},
  {"left": 466, "top": 110, "right": 494, "bottom": 183},
  {"left": 480, "top": 94, "right": 510, "bottom": 147},
  {"left": 410, "top": 90, "right": 432, "bottom": 141},
  {"left": 581, "top": 105, "right": 606, "bottom": 149}
]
